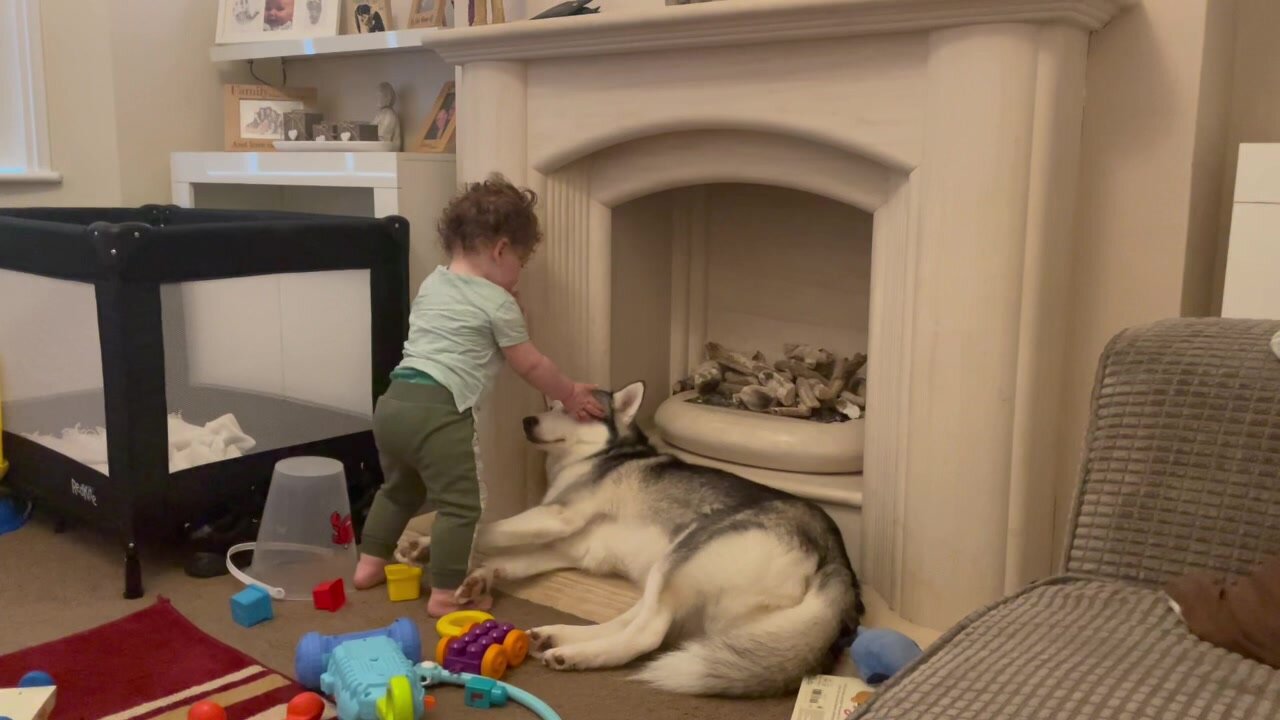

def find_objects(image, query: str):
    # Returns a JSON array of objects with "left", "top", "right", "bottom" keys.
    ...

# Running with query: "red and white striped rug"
[{"left": 0, "top": 597, "right": 334, "bottom": 720}]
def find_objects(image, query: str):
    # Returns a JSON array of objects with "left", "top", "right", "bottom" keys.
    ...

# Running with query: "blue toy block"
[
  {"left": 230, "top": 585, "right": 274, "bottom": 628},
  {"left": 463, "top": 676, "right": 509, "bottom": 710}
]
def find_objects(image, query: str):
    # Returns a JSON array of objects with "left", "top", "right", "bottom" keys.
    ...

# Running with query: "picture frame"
[
  {"left": 224, "top": 84, "right": 319, "bottom": 151},
  {"left": 413, "top": 82, "right": 456, "bottom": 153},
  {"left": 215, "top": 0, "right": 342, "bottom": 45},
  {"left": 342, "top": 0, "right": 392, "bottom": 34},
  {"left": 409, "top": 0, "right": 448, "bottom": 28}
]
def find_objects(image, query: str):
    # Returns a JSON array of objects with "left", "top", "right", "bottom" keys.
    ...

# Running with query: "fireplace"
[
  {"left": 435, "top": 0, "right": 1134, "bottom": 629},
  {"left": 618, "top": 182, "right": 872, "bottom": 568}
]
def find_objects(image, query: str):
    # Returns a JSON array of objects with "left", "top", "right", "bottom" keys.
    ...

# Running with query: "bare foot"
[
  {"left": 427, "top": 586, "right": 493, "bottom": 617},
  {"left": 353, "top": 553, "right": 389, "bottom": 590}
]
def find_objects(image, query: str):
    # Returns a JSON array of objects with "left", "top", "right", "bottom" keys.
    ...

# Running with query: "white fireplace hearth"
[{"left": 434, "top": 0, "right": 1134, "bottom": 629}]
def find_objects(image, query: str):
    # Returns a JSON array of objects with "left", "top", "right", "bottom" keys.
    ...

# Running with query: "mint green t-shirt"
[{"left": 396, "top": 266, "right": 529, "bottom": 412}]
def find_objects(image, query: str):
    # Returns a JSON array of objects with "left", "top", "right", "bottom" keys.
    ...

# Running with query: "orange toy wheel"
[
  {"left": 480, "top": 644, "right": 508, "bottom": 680},
  {"left": 435, "top": 637, "right": 450, "bottom": 665},
  {"left": 503, "top": 629, "right": 529, "bottom": 667}
]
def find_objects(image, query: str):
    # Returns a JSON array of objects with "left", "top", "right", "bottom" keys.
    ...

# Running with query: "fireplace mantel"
[
  {"left": 443, "top": 0, "right": 1135, "bottom": 631},
  {"left": 429, "top": 0, "right": 1134, "bottom": 63}
]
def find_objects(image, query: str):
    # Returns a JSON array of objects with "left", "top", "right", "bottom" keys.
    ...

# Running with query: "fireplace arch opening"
[{"left": 530, "top": 127, "right": 905, "bottom": 574}]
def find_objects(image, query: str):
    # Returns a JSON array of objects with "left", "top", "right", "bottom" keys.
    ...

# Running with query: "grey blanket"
[{"left": 852, "top": 577, "right": 1280, "bottom": 719}]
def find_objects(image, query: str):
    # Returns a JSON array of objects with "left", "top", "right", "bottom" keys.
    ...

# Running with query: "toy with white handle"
[{"left": 415, "top": 661, "right": 561, "bottom": 720}]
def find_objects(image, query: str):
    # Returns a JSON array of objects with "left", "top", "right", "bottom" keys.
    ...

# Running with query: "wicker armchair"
[{"left": 853, "top": 319, "right": 1280, "bottom": 719}]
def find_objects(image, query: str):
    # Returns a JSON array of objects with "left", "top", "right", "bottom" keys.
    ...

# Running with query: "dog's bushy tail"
[{"left": 632, "top": 564, "right": 856, "bottom": 697}]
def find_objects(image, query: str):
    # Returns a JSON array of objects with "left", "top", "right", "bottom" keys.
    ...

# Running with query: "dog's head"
[{"left": 522, "top": 381, "right": 646, "bottom": 455}]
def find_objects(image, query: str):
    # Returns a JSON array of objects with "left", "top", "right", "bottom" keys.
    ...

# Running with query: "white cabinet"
[
  {"left": 170, "top": 151, "right": 456, "bottom": 290},
  {"left": 1223, "top": 144, "right": 1280, "bottom": 319}
]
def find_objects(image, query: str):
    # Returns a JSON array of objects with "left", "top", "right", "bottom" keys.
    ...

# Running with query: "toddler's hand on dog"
[{"left": 564, "top": 383, "right": 604, "bottom": 421}]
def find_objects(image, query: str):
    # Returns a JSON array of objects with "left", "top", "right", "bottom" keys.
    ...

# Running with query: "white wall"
[
  {"left": 1213, "top": 0, "right": 1280, "bottom": 314},
  {"left": 1054, "top": 0, "right": 1239, "bottom": 552},
  {"left": 107, "top": 0, "right": 252, "bottom": 205},
  {"left": 0, "top": 0, "right": 450, "bottom": 208},
  {"left": 0, "top": 0, "right": 125, "bottom": 206}
]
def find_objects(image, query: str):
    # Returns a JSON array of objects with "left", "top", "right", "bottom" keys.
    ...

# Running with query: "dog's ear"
[{"left": 612, "top": 381, "right": 645, "bottom": 430}]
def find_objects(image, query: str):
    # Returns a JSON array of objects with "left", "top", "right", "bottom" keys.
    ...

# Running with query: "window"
[{"left": 0, "top": 0, "right": 58, "bottom": 183}]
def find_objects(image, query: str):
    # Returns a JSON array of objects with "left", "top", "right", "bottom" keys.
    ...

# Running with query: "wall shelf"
[
  {"left": 210, "top": 27, "right": 443, "bottom": 63},
  {"left": 170, "top": 150, "right": 457, "bottom": 290}
]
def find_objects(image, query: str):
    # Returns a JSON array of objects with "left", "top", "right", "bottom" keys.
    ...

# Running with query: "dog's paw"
[
  {"left": 528, "top": 625, "right": 561, "bottom": 652},
  {"left": 454, "top": 567, "right": 494, "bottom": 604},
  {"left": 541, "top": 647, "right": 575, "bottom": 671},
  {"left": 394, "top": 535, "right": 431, "bottom": 565}
]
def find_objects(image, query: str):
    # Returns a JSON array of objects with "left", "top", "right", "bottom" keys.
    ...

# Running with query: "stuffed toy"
[
  {"left": 1165, "top": 555, "right": 1280, "bottom": 670},
  {"left": 850, "top": 627, "right": 923, "bottom": 685}
]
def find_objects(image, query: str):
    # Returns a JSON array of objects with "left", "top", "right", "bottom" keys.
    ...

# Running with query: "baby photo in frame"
[
  {"left": 216, "top": 0, "right": 342, "bottom": 44},
  {"left": 414, "top": 82, "right": 456, "bottom": 153},
  {"left": 224, "top": 84, "right": 319, "bottom": 151}
]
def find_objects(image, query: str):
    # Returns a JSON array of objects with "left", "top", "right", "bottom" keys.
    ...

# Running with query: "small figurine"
[{"left": 373, "top": 82, "right": 401, "bottom": 149}]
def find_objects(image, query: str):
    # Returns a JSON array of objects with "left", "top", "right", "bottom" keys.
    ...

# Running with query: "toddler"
[{"left": 354, "top": 175, "right": 603, "bottom": 616}]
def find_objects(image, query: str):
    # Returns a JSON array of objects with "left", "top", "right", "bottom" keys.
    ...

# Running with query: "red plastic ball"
[
  {"left": 188, "top": 700, "right": 228, "bottom": 720},
  {"left": 285, "top": 691, "right": 326, "bottom": 720}
]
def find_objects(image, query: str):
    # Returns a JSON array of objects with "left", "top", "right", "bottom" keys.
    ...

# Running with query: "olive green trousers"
[{"left": 359, "top": 378, "right": 481, "bottom": 589}]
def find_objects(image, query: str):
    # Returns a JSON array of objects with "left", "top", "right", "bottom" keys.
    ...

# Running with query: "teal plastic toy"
[{"left": 319, "top": 636, "right": 431, "bottom": 720}]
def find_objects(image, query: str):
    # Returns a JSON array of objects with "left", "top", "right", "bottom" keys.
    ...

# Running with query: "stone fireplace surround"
[{"left": 433, "top": 0, "right": 1133, "bottom": 629}]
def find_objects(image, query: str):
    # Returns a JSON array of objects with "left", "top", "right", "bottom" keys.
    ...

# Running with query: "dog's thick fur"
[{"left": 451, "top": 381, "right": 864, "bottom": 697}]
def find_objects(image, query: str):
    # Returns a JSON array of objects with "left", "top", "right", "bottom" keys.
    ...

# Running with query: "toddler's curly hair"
[{"left": 438, "top": 174, "right": 542, "bottom": 259}]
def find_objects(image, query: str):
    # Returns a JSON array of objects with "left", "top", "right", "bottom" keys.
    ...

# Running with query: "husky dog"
[{"left": 452, "top": 381, "right": 864, "bottom": 697}]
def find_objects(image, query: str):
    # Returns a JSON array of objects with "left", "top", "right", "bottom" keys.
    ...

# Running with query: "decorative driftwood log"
[
  {"left": 676, "top": 341, "right": 868, "bottom": 422},
  {"left": 796, "top": 377, "right": 822, "bottom": 409},
  {"left": 847, "top": 376, "right": 866, "bottom": 396},
  {"left": 764, "top": 373, "right": 797, "bottom": 406},
  {"left": 736, "top": 385, "right": 775, "bottom": 412},
  {"left": 840, "top": 390, "right": 866, "bottom": 409},
  {"left": 783, "top": 343, "right": 834, "bottom": 369},
  {"left": 714, "top": 381, "right": 750, "bottom": 397},
  {"left": 707, "top": 342, "right": 771, "bottom": 377},
  {"left": 691, "top": 360, "right": 722, "bottom": 393},
  {"left": 775, "top": 359, "right": 825, "bottom": 381},
  {"left": 836, "top": 393, "right": 862, "bottom": 419},
  {"left": 816, "top": 356, "right": 850, "bottom": 401}
]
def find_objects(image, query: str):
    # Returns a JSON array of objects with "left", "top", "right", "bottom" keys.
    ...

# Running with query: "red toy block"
[{"left": 312, "top": 579, "right": 346, "bottom": 612}]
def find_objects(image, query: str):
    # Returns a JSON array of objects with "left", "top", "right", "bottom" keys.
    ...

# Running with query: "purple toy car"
[{"left": 435, "top": 619, "right": 529, "bottom": 680}]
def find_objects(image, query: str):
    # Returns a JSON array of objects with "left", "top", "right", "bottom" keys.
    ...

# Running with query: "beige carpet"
[{"left": 0, "top": 518, "right": 796, "bottom": 719}]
